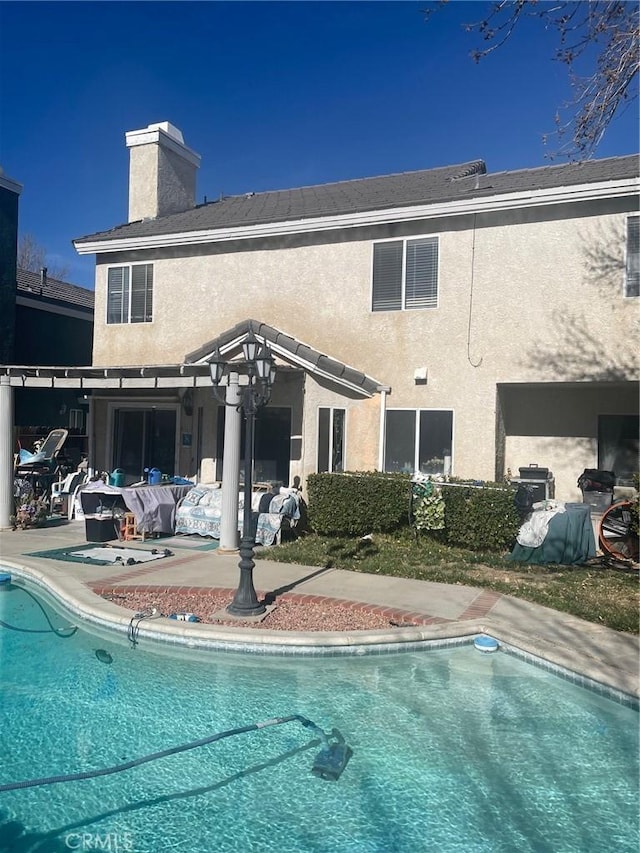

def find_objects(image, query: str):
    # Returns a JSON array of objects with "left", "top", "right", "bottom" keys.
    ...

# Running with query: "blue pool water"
[{"left": 0, "top": 577, "right": 638, "bottom": 853}]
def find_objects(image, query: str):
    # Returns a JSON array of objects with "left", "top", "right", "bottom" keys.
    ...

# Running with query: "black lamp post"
[{"left": 209, "top": 332, "right": 275, "bottom": 616}]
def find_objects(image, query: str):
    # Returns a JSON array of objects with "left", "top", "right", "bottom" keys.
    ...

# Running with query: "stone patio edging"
[{"left": 1, "top": 558, "right": 637, "bottom": 703}]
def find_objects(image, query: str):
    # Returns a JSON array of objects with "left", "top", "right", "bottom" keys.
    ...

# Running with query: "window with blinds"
[
  {"left": 372, "top": 237, "right": 438, "bottom": 311},
  {"left": 107, "top": 264, "right": 153, "bottom": 324},
  {"left": 626, "top": 216, "right": 639, "bottom": 298}
]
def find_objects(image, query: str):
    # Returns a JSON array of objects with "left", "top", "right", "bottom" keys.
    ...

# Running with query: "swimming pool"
[{"left": 0, "top": 576, "right": 638, "bottom": 853}]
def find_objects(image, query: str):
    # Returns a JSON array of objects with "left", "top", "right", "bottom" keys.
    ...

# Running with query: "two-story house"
[{"left": 70, "top": 122, "right": 638, "bottom": 500}]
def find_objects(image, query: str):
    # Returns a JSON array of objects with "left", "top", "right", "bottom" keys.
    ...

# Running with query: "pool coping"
[{"left": 2, "top": 557, "right": 638, "bottom": 706}]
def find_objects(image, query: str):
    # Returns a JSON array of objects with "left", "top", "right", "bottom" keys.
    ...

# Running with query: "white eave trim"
[
  {"left": 0, "top": 174, "right": 22, "bottom": 194},
  {"left": 74, "top": 177, "right": 640, "bottom": 255}
]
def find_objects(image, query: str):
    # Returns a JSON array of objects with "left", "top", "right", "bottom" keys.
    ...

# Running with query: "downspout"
[{"left": 377, "top": 386, "right": 390, "bottom": 471}]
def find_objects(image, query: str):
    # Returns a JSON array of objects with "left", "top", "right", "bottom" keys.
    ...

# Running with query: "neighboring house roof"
[
  {"left": 185, "top": 318, "right": 385, "bottom": 397},
  {"left": 75, "top": 154, "right": 639, "bottom": 247},
  {"left": 17, "top": 268, "right": 94, "bottom": 313}
]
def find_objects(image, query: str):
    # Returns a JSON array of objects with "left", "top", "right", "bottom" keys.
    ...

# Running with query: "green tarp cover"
[{"left": 509, "top": 504, "right": 596, "bottom": 565}]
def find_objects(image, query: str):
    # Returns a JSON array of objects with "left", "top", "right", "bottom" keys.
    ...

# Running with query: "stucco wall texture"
[
  {"left": 128, "top": 145, "right": 197, "bottom": 222},
  {"left": 91, "top": 202, "right": 639, "bottom": 498}
]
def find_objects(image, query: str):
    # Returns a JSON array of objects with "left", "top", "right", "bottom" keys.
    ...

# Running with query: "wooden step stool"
[{"left": 122, "top": 512, "right": 141, "bottom": 541}]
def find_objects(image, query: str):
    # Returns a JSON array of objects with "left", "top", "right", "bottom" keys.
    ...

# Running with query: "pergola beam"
[{"left": 0, "top": 363, "right": 212, "bottom": 389}]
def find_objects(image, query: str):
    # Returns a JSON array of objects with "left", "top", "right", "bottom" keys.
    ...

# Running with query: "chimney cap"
[
  {"left": 125, "top": 121, "right": 201, "bottom": 167},
  {"left": 146, "top": 121, "right": 184, "bottom": 143}
]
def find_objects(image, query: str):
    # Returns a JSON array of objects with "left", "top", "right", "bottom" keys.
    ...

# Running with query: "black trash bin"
[{"left": 577, "top": 469, "right": 615, "bottom": 513}]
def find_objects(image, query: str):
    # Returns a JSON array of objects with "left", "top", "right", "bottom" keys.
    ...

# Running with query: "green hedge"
[
  {"left": 305, "top": 472, "right": 520, "bottom": 551},
  {"left": 307, "top": 472, "right": 411, "bottom": 536},
  {"left": 439, "top": 484, "right": 520, "bottom": 551}
]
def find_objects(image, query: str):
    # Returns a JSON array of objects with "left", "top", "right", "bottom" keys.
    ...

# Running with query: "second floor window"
[
  {"left": 372, "top": 236, "right": 438, "bottom": 311},
  {"left": 626, "top": 216, "right": 639, "bottom": 298},
  {"left": 107, "top": 264, "right": 154, "bottom": 324}
]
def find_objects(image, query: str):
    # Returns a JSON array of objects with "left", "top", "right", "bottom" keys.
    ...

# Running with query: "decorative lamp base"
[{"left": 226, "top": 536, "right": 266, "bottom": 617}]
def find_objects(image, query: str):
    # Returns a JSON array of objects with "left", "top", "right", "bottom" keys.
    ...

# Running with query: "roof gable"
[{"left": 185, "top": 319, "right": 384, "bottom": 397}]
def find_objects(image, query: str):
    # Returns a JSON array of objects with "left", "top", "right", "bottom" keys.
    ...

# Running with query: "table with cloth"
[
  {"left": 508, "top": 503, "right": 596, "bottom": 565},
  {"left": 79, "top": 482, "right": 194, "bottom": 537}
]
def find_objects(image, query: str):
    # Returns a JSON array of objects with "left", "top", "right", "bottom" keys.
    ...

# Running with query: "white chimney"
[{"left": 125, "top": 121, "right": 201, "bottom": 222}]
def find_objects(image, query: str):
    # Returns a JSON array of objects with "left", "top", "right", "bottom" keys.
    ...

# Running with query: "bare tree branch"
[
  {"left": 17, "top": 233, "right": 70, "bottom": 281},
  {"left": 423, "top": 0, "right": 639, "bottom": 160}
]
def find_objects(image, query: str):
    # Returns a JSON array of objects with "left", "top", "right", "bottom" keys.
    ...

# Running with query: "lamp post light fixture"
[{"left": 209, "top": 332, "right": 276, "bottom": 616}]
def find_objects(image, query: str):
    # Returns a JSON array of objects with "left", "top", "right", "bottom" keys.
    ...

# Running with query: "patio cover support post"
[
  {"left": 87, "top": 395, "right": 95, "bottom": 479},
  {"left": 0, "top": 377, "right": 14, "bottom": 529},
  {"left": 219, "top": 373, "right": 241, "bottom": 552}
]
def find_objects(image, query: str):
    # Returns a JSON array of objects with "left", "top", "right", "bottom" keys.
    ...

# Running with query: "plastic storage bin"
[
  {"left": 581, "top": 490, "right": 612, "bottom": 513},
  {"left": 85, "top": 516, "right": 119, "bottom": 542}
]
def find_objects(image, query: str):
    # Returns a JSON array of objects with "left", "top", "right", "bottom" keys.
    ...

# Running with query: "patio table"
[{"left": 79, "top": 482, "right": 193, "bottom": 537}]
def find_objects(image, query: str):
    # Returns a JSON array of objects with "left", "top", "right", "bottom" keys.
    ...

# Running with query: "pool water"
[{"left": 0, "top": 579, "right": 638, "bottom": 853}]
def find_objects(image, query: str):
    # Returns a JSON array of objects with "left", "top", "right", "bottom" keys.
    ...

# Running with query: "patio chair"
[
  {"left": 14, "top": 429, "right": 71, "bottom": 500},
  {"left": 50, "top": 471, "right": 86, "bottom": 518}
]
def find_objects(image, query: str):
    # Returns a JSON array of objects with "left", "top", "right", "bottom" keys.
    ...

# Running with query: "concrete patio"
[{"left": 1, "top": 518, "right": 638, "bottom": 699}]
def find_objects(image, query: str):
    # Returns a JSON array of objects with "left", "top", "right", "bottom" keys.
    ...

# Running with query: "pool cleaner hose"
[{"left": 0, "top": 714, "right": 352, "bottom": 793}]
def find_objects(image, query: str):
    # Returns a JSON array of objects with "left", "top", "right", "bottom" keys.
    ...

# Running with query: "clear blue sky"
[{"left": 1, "top": 1, "right": 638, "bottom": 289}]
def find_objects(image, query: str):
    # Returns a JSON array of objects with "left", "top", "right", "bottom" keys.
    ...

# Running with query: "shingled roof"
[
  {"left": 75, "top": 154, "right": 639, "bottom": 245},
  {"left": 17, "top": 268, "right": 94, "bottom": 312}
]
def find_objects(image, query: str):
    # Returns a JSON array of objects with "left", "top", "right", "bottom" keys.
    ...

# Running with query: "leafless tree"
[
  {"left": 17, "top": 232, "right": 70, "bottom": 280},
  {"left": 423, "top": 1, "right": 639, "bottom": 160}
]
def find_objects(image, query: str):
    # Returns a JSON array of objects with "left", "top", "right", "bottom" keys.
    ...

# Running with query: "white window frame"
[
  {"left": 624, "top": 215, "right": 639, "bottom": 298},
  {"left": 317, "top": 406, "right": 347, "bottom": 473},
  {"left": 106, "top": 263, "right": 154, "bottom": 324},
  {"left": 371, "top": 234, "right": 440, "bottom": 312},
  {"left": 383, "top": 407, "right": 454, "bottom": 475}
]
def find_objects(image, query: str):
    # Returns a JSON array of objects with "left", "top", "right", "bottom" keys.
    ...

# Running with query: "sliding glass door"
[
  {"left": 216, "top": 407, "right": 291, "bottom": 486},
  {"left": 112, "top": 407, "right": 177, "bottom": 483}
]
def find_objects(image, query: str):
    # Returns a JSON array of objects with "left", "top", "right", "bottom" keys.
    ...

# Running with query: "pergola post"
[
  {"left": 218, "top": 372, "right": 242, "bottom": 552},
  {"left": 0, "top": 377, "right": 15, "bottom": 529}
]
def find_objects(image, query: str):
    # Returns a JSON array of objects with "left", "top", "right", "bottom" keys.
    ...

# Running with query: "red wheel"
[{"left": 598, "top": 500, "right": 639, "bottom": 563}]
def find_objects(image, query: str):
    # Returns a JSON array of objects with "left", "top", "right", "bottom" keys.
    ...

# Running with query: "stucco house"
[
  {"left": 0, "top": 122, "right": 637, "bottom": 531},
  {"left": 63, "top": 122, "right": 638, "bottom": 502}
]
